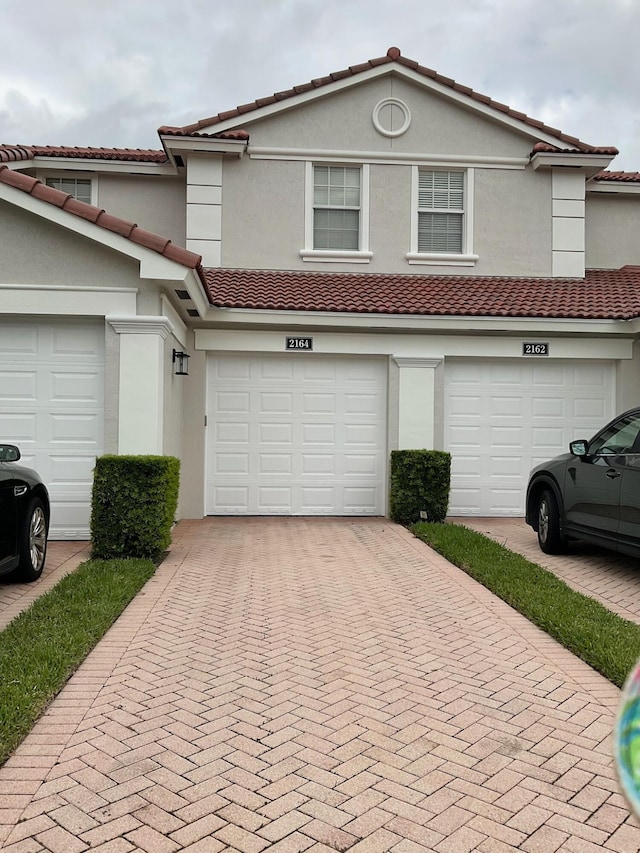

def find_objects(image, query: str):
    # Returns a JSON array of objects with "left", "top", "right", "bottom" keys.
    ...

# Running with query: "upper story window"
[
  {"left": 301, "top": 162, "right": 372, "bottom": 264},
  {"left": 407, "top": 167, "right": 478, "bottom": 266},
  {"left": 45, "top": 177, "right": 92, "bottom": 204},
  {"left": 313, "top": 166, "right": 360, "bottom": 250},
  {"left": 418, "top": 170, "right": 464, "bottom": 253}
]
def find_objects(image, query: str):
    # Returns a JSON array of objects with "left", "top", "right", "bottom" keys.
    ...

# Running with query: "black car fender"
[{"left": 525, "top": 473, "right": 566, "bottom": 531}]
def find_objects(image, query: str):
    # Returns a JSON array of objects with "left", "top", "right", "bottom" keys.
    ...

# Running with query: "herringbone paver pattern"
[{"left": 0, "top": 518, "right": 637, "bottom": 851}]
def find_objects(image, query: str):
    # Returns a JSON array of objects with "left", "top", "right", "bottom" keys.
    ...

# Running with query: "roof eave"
[
  {"left": 159, "top": 134, "right": 248, "bottom": 161},
  {"left": 531, "top": 150, "right": 616, "bottom": 177}
]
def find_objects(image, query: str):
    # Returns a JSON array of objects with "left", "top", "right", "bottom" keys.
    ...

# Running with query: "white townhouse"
[{"left": 2, "top": 47, "right": 640, "bottom": 537}]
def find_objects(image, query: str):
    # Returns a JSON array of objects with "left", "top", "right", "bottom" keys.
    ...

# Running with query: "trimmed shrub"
[
  {"left": 389, "top": 449, "right": 451, "bottom": 525},
  {"left": 91, "top": 455, "right": 180, "bottom": 560}
]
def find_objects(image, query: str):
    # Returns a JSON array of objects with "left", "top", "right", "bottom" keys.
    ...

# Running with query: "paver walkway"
[
  {"left": 0, "top": 517, "right": 638, "bottom": 852},
  {"left": 458, "top": 517, "right": 640, "bottom": 627}
]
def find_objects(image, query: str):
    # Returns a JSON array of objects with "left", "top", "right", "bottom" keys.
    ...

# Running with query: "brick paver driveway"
[{"left": 1, "top": 517, "right": 638, "bottom": 852}]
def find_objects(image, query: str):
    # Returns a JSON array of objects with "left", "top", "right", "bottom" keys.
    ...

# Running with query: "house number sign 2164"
[
  {"left": 522, "top": 342, "right": 549, "bottom": 356},
  {"left": 286, "top": 337, "right": 313, "bottom": 350}
]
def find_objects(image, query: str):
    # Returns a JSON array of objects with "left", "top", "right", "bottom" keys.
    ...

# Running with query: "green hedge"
[
  {"left": 389, "top": 449, "right": 451, "bottom": 525},
  {"left": 90, "top": 455, "right": 180, "bottom": 560}
]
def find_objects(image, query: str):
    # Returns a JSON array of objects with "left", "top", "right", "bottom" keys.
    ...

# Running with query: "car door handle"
[{"left": 606, "top": 469, "right": 621, "bottom": 479}]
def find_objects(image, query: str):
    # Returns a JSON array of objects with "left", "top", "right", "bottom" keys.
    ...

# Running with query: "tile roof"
[
  {"left": 0, "top": 164, "right": 203, "bottom": 274},
  {"left": 202, "top": 266, "right": 640, "bottom": 321},
  {"left": 160, "top": 47, "right": 615, "bottom": 154},
  {"left": 593, "top": 171, "right": 640, "bottom": 183},
  {"left": 531, "top": 141, "right": 618, "bottom": 156},
  {"left": 0, "top": 145, "right": 168, "bottom": 163}
]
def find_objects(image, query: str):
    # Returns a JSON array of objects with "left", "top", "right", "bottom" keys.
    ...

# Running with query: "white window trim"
[
  {"left": 407, "top": 166, "right": 478, "bottom": 266},
  {"left": 301, "top": 161, "right": 372, "bottom": 263},
  {"left": 39, "top": 172, "right": 98, "bottom": 206}
]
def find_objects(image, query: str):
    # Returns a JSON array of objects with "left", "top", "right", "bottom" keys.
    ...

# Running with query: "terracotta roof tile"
[
  {"left": 165, "top": 47, "right": 615, "bottom": 154},
  {"left": 594, "top": 171, "right": 640, "bottom": 183},
  {"left": 202, "top": 266, "right": 640, "bottom": 321},
  {"left": 0, "top": 144, "right": 168, "bottom": 163},
  {"left": 532, "top": 141, "right": 619, "bottom": 156},
  {"left": 0, "top": 164, "right": 203, "bottom": 277}
]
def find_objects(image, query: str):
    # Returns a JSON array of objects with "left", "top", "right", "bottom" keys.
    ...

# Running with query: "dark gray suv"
[{"left": 526, "top": 407, "right": 640, "bottom": 556}]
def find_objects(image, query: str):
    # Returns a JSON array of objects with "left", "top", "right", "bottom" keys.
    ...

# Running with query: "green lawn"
[
  {"left": 0, "top": 558, "right": 155, "bottom": 766},
  {"left": 412, "top": 521, "right": 640, "bottom": 689}
]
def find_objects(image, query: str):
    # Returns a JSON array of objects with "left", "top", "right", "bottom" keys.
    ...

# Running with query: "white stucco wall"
[
  {"left": 90, "top": 174, "right": 187, "bottom": 248},
  {"left": 586, "top": 193, "right": 640, "bottom": 269}
]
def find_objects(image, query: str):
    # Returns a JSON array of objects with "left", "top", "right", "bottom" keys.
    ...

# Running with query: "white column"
[
  {"left": 394, "top": 357, "right": 442, "bottom": 449},
  {"left": 107, "top": 317, "right": 173, "bottom": 454},
  {"left": 552, "top": 171, "right": 585, "bottom": 278},
  {"left": 186, "top": 154, "right": 222, "bottom": 267}
]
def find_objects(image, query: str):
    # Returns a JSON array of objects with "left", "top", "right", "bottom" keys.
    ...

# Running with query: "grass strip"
[
  {"left": 412, "top": 521, "right": 640, "bottom": 689},
  {"left": 0, "top": 558, "right": 155, "bottom": 766}
]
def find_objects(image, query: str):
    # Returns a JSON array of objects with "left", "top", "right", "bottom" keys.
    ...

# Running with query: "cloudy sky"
[{"left": 1, "top": 0, "right": 639, "bottom": 170}]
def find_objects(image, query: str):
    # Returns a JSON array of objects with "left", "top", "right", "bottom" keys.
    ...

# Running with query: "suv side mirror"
[
  {"left": 0, "top": 444, "right": 20, "bottom": 462},
  {"left": 570, "top": 439, "right": 588, "bottom": 457}
]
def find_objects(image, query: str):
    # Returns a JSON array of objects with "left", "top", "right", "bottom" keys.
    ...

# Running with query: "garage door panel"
[
  {"left": 344, "top": 486, "right": 380, "bottom": 513},
  {"left": 0, "top": 371, "right": 37, "bottom": 400},
  {"left": 532, "top": 397, "right": 565, "bottom": 417},
  {"left": 207, "top": 354, "right": 386, "bottom": 515},
  {"left": 259, "top": 454, "right": 292, "bottom": 474},
  {"left": 574, "top": 397, "right": 609, "bottom": 419},
  {"left": 302, "top": 424, "right": 334, "bottom": 444},
  {"left": 258, "top": 487, "right": 293, "bottom": 511},
  {"left": 448, "top": 395, "right": 482, "bottom": 416},
  {"left": 344, "top": 424, "right": 378, "bottom": 446},
  {"left": 446, "top": 358, "right": 614, "bottom": 516},
  {"left": 302, "top": 393, "right": 335, "bottom": 414}
]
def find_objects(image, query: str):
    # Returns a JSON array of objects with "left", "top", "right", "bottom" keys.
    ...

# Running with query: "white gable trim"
[
  {"left": 0, "top": 181, "right": 199, "bottom": 286},
  {"left": 197, "top": 62, "right": 590, "bottom": 151}
]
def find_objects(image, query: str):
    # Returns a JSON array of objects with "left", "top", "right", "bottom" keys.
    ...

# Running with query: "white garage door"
[
  {"left": 206, "top": 354, "right": 387, "bottom": 515},
  {"left": 0, "top": 320, "right": 104, "bottom": 539},
  {"left": 445, "top": 359, "right": 615, "bottom": 516}
]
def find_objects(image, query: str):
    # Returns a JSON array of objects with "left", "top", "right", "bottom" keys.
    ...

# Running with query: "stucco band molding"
[
  {"left": 107, "top": 316, "right": 175, "bottom": 338},
  {"left": 393, "top": 357, "right": 443, "bottom": 369},
  {"left": 249, "top": 147, "right": 527, "bottom": 170}
]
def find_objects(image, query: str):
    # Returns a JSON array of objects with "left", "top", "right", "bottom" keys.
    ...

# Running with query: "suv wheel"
[
  {"left": 18, "top": 498, "right": 48, "bottom": 582},
  {"left": 537, "top": 489, "right": 566, "bottom": 554}
]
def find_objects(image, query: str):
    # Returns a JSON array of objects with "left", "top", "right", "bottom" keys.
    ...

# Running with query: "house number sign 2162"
[
  {"left": 286, "top": 337, "right": 313, "bottom": 350},
  {"left": 522, "top": 342, "right": 549, "bottom": 356}
]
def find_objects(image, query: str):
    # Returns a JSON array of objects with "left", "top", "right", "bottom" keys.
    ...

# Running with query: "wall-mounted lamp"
[{"left": 173, "top": 349, "right": 190, "bottom": 376}]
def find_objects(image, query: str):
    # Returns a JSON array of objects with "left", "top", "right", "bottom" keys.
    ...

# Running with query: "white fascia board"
[
  {"left": 0, "top": 181, "right": 194, "bottom": 284},
  {"left": 201, "top": 306, "right": 634, "bottom": 336},
  {"left": 531, "top": 151, "right": 615, "bottom": 175},
  {"left": 587, "top": 181, "right": 640, "bottom": 195},
  {"left": 250, "top": 147, "right": 527, "bottom": 169},
  {"left": 199, "top": 63, "right": 587, "bottom": 151},
  {"left": 196, "top": 327, "right": 633, "bottom": 360},
  {"left": 160, "top": 136, "right": 247, "bottom": 157},
  {"left": 28, "top": 158, "right": 177, "bottom": 176}
]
